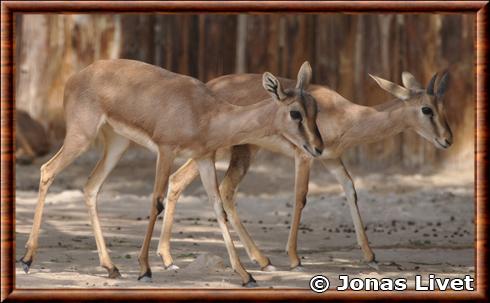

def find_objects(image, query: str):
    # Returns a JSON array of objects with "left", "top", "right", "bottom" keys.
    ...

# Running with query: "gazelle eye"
[
  {"left": 290, "top": 111, "right": 303, "bottom": 121},
  {"left": 422, "top": 107, "right": 433, "bottom": 116}
]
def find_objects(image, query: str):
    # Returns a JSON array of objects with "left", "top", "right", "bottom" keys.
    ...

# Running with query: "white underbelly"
[{"left": 106, "top": 117, "right": 159, "bottom": 153}]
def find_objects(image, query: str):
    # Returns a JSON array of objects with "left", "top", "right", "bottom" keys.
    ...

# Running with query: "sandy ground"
[{"left": 15, "top": 147, "right": 475, "bottom": 289}]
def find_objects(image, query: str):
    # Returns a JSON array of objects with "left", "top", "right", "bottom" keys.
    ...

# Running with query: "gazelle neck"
[
  {"left": 336, "top": 99, "right": 412, "bottom": 152},
  {"left": 205, "top": 99, "right": 279, "bottom": 149}
]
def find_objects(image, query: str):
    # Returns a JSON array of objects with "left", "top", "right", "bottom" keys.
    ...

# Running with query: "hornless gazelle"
[
  {"left": 19, "top": 59, "right": 324, "bottom": 286},
  {"left": 157, "top": 71, "right": 452, "bottom": 271}
]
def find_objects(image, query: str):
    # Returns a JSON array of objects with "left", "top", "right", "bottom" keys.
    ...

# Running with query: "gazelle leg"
[
  {"left": 20, "top": 137, "right": 91, "bottom": 272},
  {"left": 286, "top": 149, "right": 312, "bottom": 269},
  {"left": 157, "top": 159, "right": 199, "bottom": 269},
  {"left": 219, "top": 145, "right": 274, "bottom": 271},
  {"left": 196, "top": 156, "right": 256, "bottom": 287},
  {"left": 138, "top": 148, "right": 174, "bottom": 281},
  {"left": 328, "top": 158, "right": 376, "bottom": 264},
  {"left": 83, "top": 129, "right": 130, "bottom": 278}
]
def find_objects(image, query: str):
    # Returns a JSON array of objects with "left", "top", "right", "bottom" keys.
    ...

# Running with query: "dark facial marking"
[
  {"left": 284, "top": 88, "right": 321, "bottom": 144},
  {"left": 301, "top": 92, "right": 322, "bottom": 139},
  {"left": 428, "top": 112, "right": 440, "bottom": 137},
  {"left": 445, "top": 121, "right": 453, "bottom": 138},
  {"left": 301, "top": 92, "right": 319, "bottom": 120}
]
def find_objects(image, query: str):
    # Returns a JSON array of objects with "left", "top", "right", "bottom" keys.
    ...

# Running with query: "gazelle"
[
  {"left": 157, "top": 71, "right": 452, "bottom": 271},
  {"left": 19, "top": 59, "right": 324, "bottom": 286}
]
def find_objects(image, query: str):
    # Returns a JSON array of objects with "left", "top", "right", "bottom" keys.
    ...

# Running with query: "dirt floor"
[{"left": 15, "top": 146, "right": 475, "bottom": 289}]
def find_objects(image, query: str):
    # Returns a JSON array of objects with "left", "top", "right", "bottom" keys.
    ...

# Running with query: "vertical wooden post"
[{"left": 235, "top": 14, "right": 247, "bottom": 73}]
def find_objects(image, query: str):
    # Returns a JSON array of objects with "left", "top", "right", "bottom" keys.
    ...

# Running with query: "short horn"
[
  {"left": 435, "top": 71, "right": 450, "bottom": 98},
  {"left": 426, "top": 73, "right": 438, "bottom": 95}
]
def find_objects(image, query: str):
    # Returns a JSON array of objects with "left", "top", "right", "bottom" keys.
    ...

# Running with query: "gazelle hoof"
[
  {"left": 367, "top": 261, "right": 380, "bottom": 271},
  {"left": 19, "top": 258, "right": 32, "bottom": 274},
  {"left": 291, "top": 265, "right": 305, "bottom": 272},
  {"left": 138, "top": 275, "right": 152, "bottom": 283},
  {"left": 108, "top": 266, "right": 122, "bottom": 279},
  {"left": 260, "top": 258, "right": 276, "bottom": 272},
  {"left": 165, "top": 264, "right": 179, "bottom": 270},
  {"left": 243, "top": 276, "right": 258, "bottom": 288},
  {"left": 261, "top": 264, "right": 277, "bottom": 272},
  {"left": 137, "top": 269, "right": 152, "bottom": 282}
]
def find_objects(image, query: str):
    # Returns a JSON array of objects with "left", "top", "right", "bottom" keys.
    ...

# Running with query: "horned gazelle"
[
  {"left": 19, "top": 59, "right": 324, "bottom": 286},
  {"left": 157, "top": 71, "right": 452, "bottom": 271}
]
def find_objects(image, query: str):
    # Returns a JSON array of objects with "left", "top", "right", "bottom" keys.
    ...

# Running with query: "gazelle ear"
[
  {"left": 369, "top": 74, "right": 411, "bottom": 100},
  {"left": 401, "top": 71, "right": 423, "bottom": 91},
  {"left": 263, "top": 72, "right": 287, "bottom": 101},
  {"left": 435, "top": 71, "right": 450, "bottom": 98},
  {"left": 296, "top": 61, "right": 312, "bottom": 90}
]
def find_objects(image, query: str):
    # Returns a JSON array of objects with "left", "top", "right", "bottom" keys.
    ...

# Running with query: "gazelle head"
[
  {"left": 370, "top": 71, "right": 453, "bottom": 149},
  {"left": 262, "top": 62, "right": 324, "bottom": 157}
]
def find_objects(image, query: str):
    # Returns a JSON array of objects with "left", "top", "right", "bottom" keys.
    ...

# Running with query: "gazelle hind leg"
[
  {"left": 20, "top": 132, "right": 94, "bottom": 272},
  {"left": 20, "top": 102, "right": 104, "bottom": 273},
  {"left": 196, "top": 156, "right": 256, "bottom": 287},
  {"left": 219, "top": 145, "right": 275, "bottom": 271},
  {"left": 138, "top": 147, "right": 174, "bottom": 281},
  {"left": 83, "top": 127, "right": 130, "bottom": 278},
  {"left": 157, "top": 159, "right": 199, "bottom": 269}
]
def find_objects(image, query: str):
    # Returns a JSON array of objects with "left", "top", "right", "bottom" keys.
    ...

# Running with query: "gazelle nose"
[
  {"left": 445, "top": 138, "right": 452, "bottom": 146},
  {"left": 315, "top": 147, "right": 323, "bottom": 155}
]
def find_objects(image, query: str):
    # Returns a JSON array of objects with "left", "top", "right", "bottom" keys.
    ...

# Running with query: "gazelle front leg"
[
  {"left": 196, "top": 156, "right": 256, "bottom": 287},
  {"left": 138, "top": 147, "right": 174, "bottom": 281},
  {"left": 218, "top": 145, "right": 275, "bottom": 271},
  {"left": 83, "top": 130, "right": 130, "bottom": 278},
  {"left": 286, "top": 149, "right": 312, "bottom": 270},
  {"left": 158, "top": 159, "right": 199, "bottom": 269},
  {"left": 327, "top": 158, "right": 377, "bottom": 266}
]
